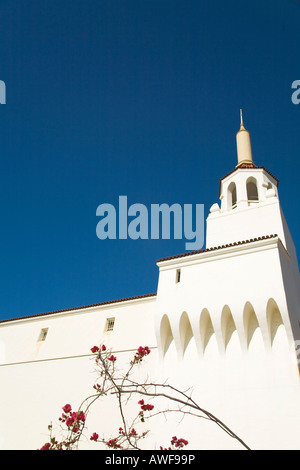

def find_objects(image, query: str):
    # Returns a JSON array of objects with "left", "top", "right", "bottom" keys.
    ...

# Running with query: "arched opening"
[
  {"left": 227, "top": 182, "right": 237, "bottom": 209},
  {"left": 160, "top": 314, "right": 174, "bottom": 356},
  {"left": 246, "top": 177, "right": 259, "bottom": 203}
]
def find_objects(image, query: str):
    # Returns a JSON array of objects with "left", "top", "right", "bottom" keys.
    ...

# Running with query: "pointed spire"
[
  {"left": 240, "top": 109, "right": 245, "bottom": 130},
  {"left": 236, "top": 109, "right": 254, "bottom": 166}
]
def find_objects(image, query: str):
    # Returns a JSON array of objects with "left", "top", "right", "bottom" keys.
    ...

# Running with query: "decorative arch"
[
  {"left": 266, "top": 298, "right": 285, "bottom": 346},
  {"left": 243, "top": 301, "right": 261, "bottom": 349},
  {"left": 179, "top": 311, "right": 194, "bottom": 355},
  {"left": 160, "top": 314, "right": 174, "bottom": 356},
  {"left": 246, "top": 177, "right": 259, "bottom": 202},
  {"left": 199, "top": 309, "right": 216, "bottom": 354},
  {"left": 227, "top": 182, "right": 237, "bottom": 209},
  {"left": 221, "top": 305, "right": 238, "bottom": 351}
]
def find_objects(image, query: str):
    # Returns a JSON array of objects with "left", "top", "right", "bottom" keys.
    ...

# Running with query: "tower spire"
[
  {"left": 236, "top": 109, "right": 254, "bottom": 167},
  {"left": 240, "top": 109, "right": 245, "bottom": 130}
]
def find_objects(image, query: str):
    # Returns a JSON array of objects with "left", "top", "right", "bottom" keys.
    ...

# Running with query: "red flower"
[
  {"left": 170, "top": 436, "right": 189, "bottom": 448},
  {"left": 101, "top": 344, "right": 106, "bottom": 351},
  {"left": 91, "top": 346, "right": 99, "bottom": 353},
  {"left": 138, "top": 399, "right": 154, "bottom": 411},
  {"left": 62, "top": 404, "right": 72, "bottom": 414},
  {"left": 133, "top": 346, "right": 151, "bottom": 363},
  {"left": 66, "top": 416, "right": 75, "bottom": 428},
  {"left": 141, "top": 403, "right": 154, "bottom": 411},
  {"left": 106, "top": 438, "right": 122, "bottom": 449},
  {"left": 77, "top": 411, "right": 85, "bottom": 422},
  {"left": 90, "top": 432, "right": 99, "bottom": 441},
  {"left": 108, "top": 355, "right": 117, "bottom": 362},
  {"left": 40, "top": 442, "right": 51, "bottom": 450}
]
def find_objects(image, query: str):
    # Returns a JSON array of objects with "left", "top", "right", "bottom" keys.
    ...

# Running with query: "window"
[
  {"left": 246, "top": 178, "right": 259, "bottom": 202},
  {"left": 228, "top": 182, "right": 237, "bottom": 209},
  {"left": 176, "top": 269, "right": 181, "bottom": 283},
  {"left": 38, "top": 328, "right": 48, "bottom": 342},
  {"left": 105, "top": 317, "right": 115, "bottom": 332}
]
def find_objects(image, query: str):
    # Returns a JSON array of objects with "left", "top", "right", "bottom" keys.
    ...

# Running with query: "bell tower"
[{"left": 206, "top": 111, "right": 299, "bottom": 269}]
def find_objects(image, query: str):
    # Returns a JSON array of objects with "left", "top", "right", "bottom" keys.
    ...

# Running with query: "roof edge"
[
  {"left": 156, "top": 234, "right": 279, "bottom": 263},
  {"left": 0, "top": 293, "right": 157, "bottom": 325}
]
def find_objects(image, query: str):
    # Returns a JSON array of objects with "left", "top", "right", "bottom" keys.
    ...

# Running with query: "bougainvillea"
[{"left": 39, "top": 342, "right": 250, "bottom": 450}]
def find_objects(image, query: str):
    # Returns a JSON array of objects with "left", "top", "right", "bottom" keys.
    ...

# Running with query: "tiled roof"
[
  {"left": 0, "top": 293, "right": 157, "bottom": 324},
  {"left": 157, "top": 234, "right": 278, "bottom": 263}
]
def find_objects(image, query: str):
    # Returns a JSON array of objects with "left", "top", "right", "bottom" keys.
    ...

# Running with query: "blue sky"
[{"left": 0, "top": 0, "right": 299, "bottom": 321}]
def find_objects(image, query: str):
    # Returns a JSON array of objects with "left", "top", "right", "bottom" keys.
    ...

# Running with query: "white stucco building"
[{"left": 0, "top": 113, "right": 300, "bottom": 450}]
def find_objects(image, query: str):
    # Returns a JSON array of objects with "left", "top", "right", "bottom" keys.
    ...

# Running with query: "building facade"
[{"left": 0, "top": 113, "right": 300, "bottom": 450}]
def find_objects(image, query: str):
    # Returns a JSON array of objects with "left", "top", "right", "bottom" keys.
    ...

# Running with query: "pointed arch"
[
  {"left": 266, "top": 298, "right": 285, "bottom": 346},
  {"left": 200, "top": 309, "right": 216, "bottom": 355},
  {"left": 179, "top": 311, "right": 194, "bottom": 355},
  {"left": 160, "top": 314, "right": 174, "bottom": 356},
  {"left": 221, "top": 305, "right": 238, "bottom": 351},
  {"left": 243, "top": 302, "right": 261, "bottom": 349}
]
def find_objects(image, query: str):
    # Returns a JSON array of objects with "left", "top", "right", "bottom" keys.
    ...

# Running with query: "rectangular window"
[
  {"left": 38, "top": 328, "right": 48, "bottom": 342},
  {"left": 176, "top": 269, "right": 181, "bottom": 283},
  {"left": 105, "top": 317, "right": 115, "bottom": 332}
]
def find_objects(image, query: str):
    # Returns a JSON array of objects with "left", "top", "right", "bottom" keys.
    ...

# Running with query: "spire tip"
[{"left": 239, "top": 109, "right": 245, "bottom": 130}]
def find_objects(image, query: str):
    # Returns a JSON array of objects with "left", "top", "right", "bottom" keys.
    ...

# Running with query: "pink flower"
[
  {"left": 106, "top": 438, "right": 122, "bottom": 449},
  {"left": 40, "top": 442, "right": 51, "bottom": 450},
  {"left": 170, "top": 436, "right": 188, "bottom": 448},
  {"left": 91, "top": 346, "right": 99, "bottom": 353},
  {"left": 141, "top": 403, "right": 154, "bottom": 411},
  {"left": 62, "top": 404, "right": 72, "bottom": 414},
  {"left": 66, "top": 416, "right": 75, "bottom": 428},
  {"left": 138, "top": 399, "right": 154, "bottom": 411},
  {"left": 90, "top": 432, "right": 99, "bottom": 441},
  {"left": 133, "top": 346, "right": 151, "bottom": 363},
  {"left": 77, "top": 411, "right": 85, "bottom": 422}
]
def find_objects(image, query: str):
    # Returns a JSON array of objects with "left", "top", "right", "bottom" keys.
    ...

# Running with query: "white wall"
[
  {"left": 0, "top": 296, "right": 158, "bottom": 450},
  {"left": 154, "top": 237, "right": 300, "bottom": 450}
]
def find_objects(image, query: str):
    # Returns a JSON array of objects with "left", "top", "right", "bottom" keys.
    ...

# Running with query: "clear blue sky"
[{"left": 0, "top": 0, "right": 299, "bottom": 321}]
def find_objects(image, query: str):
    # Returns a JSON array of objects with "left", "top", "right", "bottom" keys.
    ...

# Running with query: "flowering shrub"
[
  {"left": 138, "top": 399, "right": 154, "bottom": 412},
  {"left": 39, "top": 403, "right": 86, "bottom": 450},
  {"left": 108, "top": 354, "right": 117, "bottom": 362},
  {"left": 39, "top": 343, "right": 250, "bottom": 450},
  {"left": 132, "top": 346, "right": 151, "bottom": 364},
  {"left": 159, "top": 437, "right": 189, "bottom": 450}
]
